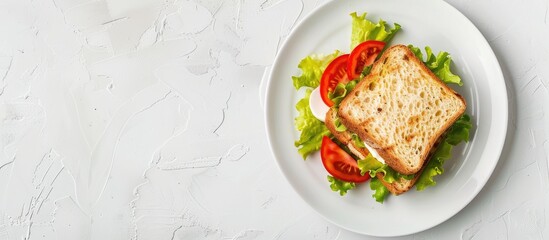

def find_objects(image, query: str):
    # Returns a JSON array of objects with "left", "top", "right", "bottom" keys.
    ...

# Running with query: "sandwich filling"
[{"left": 362, "top": 142, "right": 386, "bottom": 164}]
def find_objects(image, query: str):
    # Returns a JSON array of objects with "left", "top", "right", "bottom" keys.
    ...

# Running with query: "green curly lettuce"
[
  {"left": 292, "top": 51, "right": 343, "bottom": 159},
  {"left": 445, "top": 114, "right": 473, "bottom": 145},
  {"left": 370, "top": 178, "right": 390, "bottom": 203},
  {"left": 334, "top": 118, "right": 347, "bottom": 132},
  {"left": 328, "top": 79, "right": 358, "bottom": 107},
  {"left": 350, "top": 12, "right": 401, "bottom": 49},
  {"left": 328, "top": 175, "right": 356, "bottom": 196},
  {"left": 416, "top": 114, "right": 473, "bottom": 190},
  {"left": 292, "top": 51, "right": 341, "bottom": 90},
  {"left": 294, "top": 89, "right": 331, "bottom": 159},
  {"left": 357, "top": 154, "right": 414, "bottom": 184},
  {"left": 408, "top": 45, "right": 462, "bottom": 86},
  {"left": 351, "top": 134, "right": 366, "bottom": 148}
]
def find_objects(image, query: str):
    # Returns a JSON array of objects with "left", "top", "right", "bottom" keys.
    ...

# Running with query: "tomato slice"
[
  {"left": 319, "top": 54, "right": 350, "bottom": 107},
  {"left": 347, "top": 40, "right": 385, "bottom": 79},
  {"left": 320, "top": 136, "right": 370, "bottom": 183}
]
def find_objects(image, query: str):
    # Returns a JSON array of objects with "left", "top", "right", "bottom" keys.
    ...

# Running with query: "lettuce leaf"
[
  {"left": 351, "top": 134, "right": 366, "bottom": 148},
  {"left": 334, "top": 117, "right": 347, "bottom": 132},
  {"left": 408, "top": 45, "right": 463, "bottom": 86},
  {"left": 328, "top": 79, "right": 358, "bottom": 107},
  {"left": 361, "top": 65, "right": 373, "bottom": 78},
  {"left": 370, "top": 178, "right": 389, "bottom": 203},
  {"left": 294, "top": 89, "right": 331, "bottom": 159},
  {"left": 357, "top": 154, "right": 384, "bottom": 176},
  {"left": 416, "top": 114, "right": 472, "bottom": 190},
  {"left": 350, "top": 12, "right": 401, "bottom": 49},
  {"left": 328, "top": 175, "right": 356, "bottom": 196},
  {"left": 292, "top": 51, "right": 342, "bottom": 159},
  {"left": 292, "top": 51, "right": 341, "bottom": 90},
  {"left": 357, "top": 154, "right": 414, "bottom": 183},
  {"left": 445, "top": 114, "right": 473, "bottom": 145}
]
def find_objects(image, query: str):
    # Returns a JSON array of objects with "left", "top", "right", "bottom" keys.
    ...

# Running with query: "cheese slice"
[{"left": 363, "top": 142, "right": 386, "bottom": 164}]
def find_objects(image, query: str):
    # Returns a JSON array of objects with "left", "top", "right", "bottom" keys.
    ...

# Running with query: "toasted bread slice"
[
  {"left": 338, "top": 45, "right": 466, "bottom": 175},
  {"left": 324, "top": 108, "right": 418, "bottom": 195}
]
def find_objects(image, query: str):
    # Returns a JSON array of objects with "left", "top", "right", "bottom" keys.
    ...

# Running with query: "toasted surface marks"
[
  {"left": 338, "top": 45, "right": 466, "bottom": 175},
  {"left": 324, "top": 108, "right": 418, "bottom": 195}
]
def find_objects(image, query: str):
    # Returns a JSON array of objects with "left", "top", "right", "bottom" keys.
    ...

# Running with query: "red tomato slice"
[
  {"left": 321, "top": 136, "right": 370, "bottom": 183},
  {"left": 347, "top": 40, "right": 385, "bottom": 79},
  {"left": 319, "top": 54, "right": 350, "bottom": 107}
]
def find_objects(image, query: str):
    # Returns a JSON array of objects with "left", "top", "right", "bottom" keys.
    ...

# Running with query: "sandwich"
[
  {"left": 325, "top": 44, "right": 466, "bottom": 196},
  {"left": 291, "top": 11, "right": 473, "bottom": 203}
]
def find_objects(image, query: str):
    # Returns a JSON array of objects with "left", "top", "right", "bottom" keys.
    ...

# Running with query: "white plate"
[{"left": 265, "top": 0, "right": 507, "bottom": 237}]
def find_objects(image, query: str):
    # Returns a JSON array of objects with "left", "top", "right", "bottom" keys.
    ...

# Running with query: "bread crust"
[
  {"left": 376, "top": 172, "right": 419, "bottom": 195},
  {"left": 338, "top": 45, "right": 466, "bottom": 175},
  {"left": 377, "top": 135, "right": 444, "bottom": 195}
]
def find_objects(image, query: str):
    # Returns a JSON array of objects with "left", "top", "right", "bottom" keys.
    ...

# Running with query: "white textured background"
[{"left": 0, "top": 0, "right": 548, "bottom": 239}]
